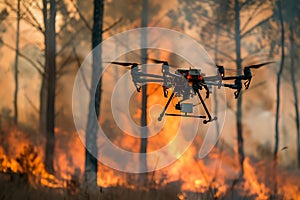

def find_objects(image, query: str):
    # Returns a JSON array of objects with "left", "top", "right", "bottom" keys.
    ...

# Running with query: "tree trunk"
[
  {"left": 40, "top": 0, "right": 48, "bottom": 135},
  {"left": 139, "top": 0, "right": 148, "bottom": 185},
  {"left": 13, "top": 0, "right": 20, "bottom": 126},
  {"left": 40, "top": 76, "right": 47, "bottom": 134},
  {"left": 84, "top": 0, "right": 104, "bottom": 192},
  {"left": 289, "top": 25, "right": 300, "bottom": 168},
  {"left": 273, "top": 0, "right": 285, "bottom": 196},
  {"left": 44, "top": 0, "right": 56, "bottom": 174},
  {"left": 234, "top": 0, "right": 244, "bottom": 177}
]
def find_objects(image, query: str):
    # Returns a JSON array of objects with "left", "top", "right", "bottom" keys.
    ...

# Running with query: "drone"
[{"left": 108, "top": 59, "right": 273, "bottom": 124}]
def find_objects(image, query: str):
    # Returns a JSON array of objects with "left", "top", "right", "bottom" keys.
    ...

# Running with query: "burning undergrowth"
[{"left": 0, "top": 124, "right": 300, "bottom": 200}]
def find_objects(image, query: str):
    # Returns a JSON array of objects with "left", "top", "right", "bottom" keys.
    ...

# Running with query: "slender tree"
[
  {"left": 40, "top": 0, "right": 48, "bottom": 135},
  {"left": 13, "top": 0, "right": 20, "bottom": 126},
  {"left": 44, "top": 0, "right": 57, "bottom": 173},
  {"left": 84, "top": 0, "right": 104, "bottom": 192},
  {"left": 139, "top": 0, "right": 149, "bottom": 185},
  {"left": 4, "top": 0, "right": 54, "bottom": 134},
  {"left": 273, "top": 0, "right": 284, "bottom": 196},
  {"left": 285, "top": 1, "right": 300, "bottom": 169},
  {"left": 233, "top": 0, "right": 245, "bottom": 176},
  {"left": 290, "top": 24, "right": 300, "bottom": 169}
]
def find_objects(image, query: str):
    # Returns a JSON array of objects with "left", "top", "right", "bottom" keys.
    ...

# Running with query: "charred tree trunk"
[
  {"left": 273, "top": 0, "right": 284, "bottom": 196},
  {"left": 289, "top": 25, "right": 300, "bottom": 168},
  {"left": 139, "top": 0, "right": 149, "bottom": 185},
  {"left": 44, "top": 0, "right": 56, "bottom": 174},
  {"left": 234, "top": 0, "right": 244, "bottom": 177},
  {"left": 84, "top": 0, "right": 104, "bottom": 191},
  {"left": 13, "top": 0, "right": 20, "bottom": 126}
]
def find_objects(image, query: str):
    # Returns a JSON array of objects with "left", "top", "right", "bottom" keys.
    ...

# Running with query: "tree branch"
[
  {"left": 69, "top": 0, "right": 92, "bottom": 31},
  {"left": 103, "top": 18, "right": 122, "bottom": 33},
  {"left": 56, "top": 52, "right": 74, "bottom": 79},
  {"left": 196, "top": 15, "right": 235, "bottom": 39},
  {"left": 4, "top": 0, "right": 43, "bottom": 33},
  {"left": 72, "top": 46, "right": 90, "bottom": 92},
  {"left": 21, "top": 0, "right": 43, "bottom": 32},
  {"left": 24, "top": 94, "right": 39, "bottom": 114},
  {"left": 241, "top": 16, "right": 272, "bottom": 39},
  {"left": 240, "top": 1, "right": 265, "bottom": 33},
  {"left": 242, "top": 47, "right": 267, "bottom": 62},
  {"left": 2, "top": 41, "right": 44, "bottom": 76},
  {"left": 201, "top": 41, "right": 236, "bottom": 62},
  {"left": 56, "top": 25, "right": 85, "bottom": 56}
]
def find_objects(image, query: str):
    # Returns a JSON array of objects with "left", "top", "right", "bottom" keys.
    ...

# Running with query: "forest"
[{"left": 0, "top": 0, "right": 299, "bottom": 199}]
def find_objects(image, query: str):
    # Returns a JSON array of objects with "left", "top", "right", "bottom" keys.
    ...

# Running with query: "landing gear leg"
[
  {"left": 158, "top": 92, "right": 175, "bottom": 121},
  {"left": 194, "top": 89, "right": 217, "bottom": 124}
]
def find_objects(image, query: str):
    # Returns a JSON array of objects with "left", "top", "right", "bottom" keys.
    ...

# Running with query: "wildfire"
[
  {"left": 1, "top": 91, "right": 300, "bottom": 199},
  {"left": 243, "top": 158, "right": 270, "bottom": 199},
  {"left": 0, "top": 144, "right": 65, "bottom": 188}
]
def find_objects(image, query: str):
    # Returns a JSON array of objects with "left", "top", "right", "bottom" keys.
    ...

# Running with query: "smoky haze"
[
  {"left": 0, "top": 0, "right": 299, "bottom": 198},
  {"left": 0, "top": 0, "right": 298, "bottom": 164}
]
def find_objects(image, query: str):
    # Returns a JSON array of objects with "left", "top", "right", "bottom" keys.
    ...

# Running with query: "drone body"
[{"left": 109, "top": 60, "right": 273, "bottom": 124}]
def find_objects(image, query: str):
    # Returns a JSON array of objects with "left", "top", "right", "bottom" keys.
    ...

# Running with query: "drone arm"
[
  {"left": 204, "top": 75, "right": 222, "bottom": 82},
  {"left": 131, "top": 71, "right": 164, "bottom": 92},
  {"left": 222, "top": 75, "right": 244, "bottom": 80},
  {"left": 138, "top": 73, "right": 164, "bottom": 79},
  {"left": 204, "top": 81, "right": 242, "bottom": 90},
  {"left": 205, "top": 81, "right": 223, "bottom": 89},
  {"left": 132, "top": 79, "right": 164, "bottom": 92},
  {"left": 138, "top": 79, "right": 164, "bottom": 83},
  {"left": 206, "top": 81, "right": 242, "bottom": 98},
  {"left": 222, "top": 83, "right": 239, "bottom": 89}
]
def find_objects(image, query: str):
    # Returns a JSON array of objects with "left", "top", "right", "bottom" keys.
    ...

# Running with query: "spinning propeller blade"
[
  {"left": 148, "top": 58, "right": 169, "bottom": 64},
  {"left": 244, "top": 61, "right": 274, "bottom": 69},
  {"left": 109, "top": 61, "right": 140, "bottom": 66},
  {"left": 106, "top": 61, "right": 140, "bottom": 69},
  {"left": 148, "top": 58, "right": 184, "bottom": 68}
]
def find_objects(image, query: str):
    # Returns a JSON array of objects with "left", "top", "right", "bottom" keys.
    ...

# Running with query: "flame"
[
  {"left": 1, "top": 85, "right": 300, "bottom": 199},
  {"left": 243, "top": 158, "right": 270, "bottom": 199},
  {"left": 1, "top": 125, "right": 300, "bottom": 199},
  {"left": 0, "top": 144, "right": 64, "bottom": 188}
]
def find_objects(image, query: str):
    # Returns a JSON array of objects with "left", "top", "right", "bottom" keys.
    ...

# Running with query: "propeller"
[
  {"left": 206, "top": 61, "right": 274, "bottom": 78},
  {"left": 208, "top": 61, "right": 274, "bottom": 70},
  {"left": 106, "top": 61, "right": 140, "bottom": 69},
  {"left": 244, "top": 61, "right": 274, "bottom": 69},
  {"left": 148, "top": 58, "right": 169, "bottom": 65},
  {"left": 109, "top": 61, "right": 140, "bottom": 66},
  {"left": 148, "top": 58, "right": 185, "bottom": 68}
]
